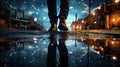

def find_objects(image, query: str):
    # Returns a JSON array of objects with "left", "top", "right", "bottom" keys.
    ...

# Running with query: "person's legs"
[
  {"left": 47, "top": 0, "right": 58, "bottom": 32},
  {"left": 58, "top": 32, "right": 68, "bottom": 67},
  {"left": 47, "top": 44, "right": 56, "bottom": 67},
  {"left": 58, "top": 0, "right": 69, "bottom": 31},
  {"left": 47, "top": 33, "right": 57, "bottom": 67}
]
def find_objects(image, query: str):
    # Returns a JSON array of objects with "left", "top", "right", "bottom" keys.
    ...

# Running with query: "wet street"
[{"left": 0, "top": 31, "right": 120, "bottom": 67}]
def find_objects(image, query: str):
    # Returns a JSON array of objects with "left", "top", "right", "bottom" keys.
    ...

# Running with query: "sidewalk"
[{"left": 71, "top": 30, "right": 120, "bottom": 35}]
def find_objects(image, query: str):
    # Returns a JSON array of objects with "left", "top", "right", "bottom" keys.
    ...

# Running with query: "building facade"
[{"left": 70, "top": 1, "right": 120, "bottom": 30}]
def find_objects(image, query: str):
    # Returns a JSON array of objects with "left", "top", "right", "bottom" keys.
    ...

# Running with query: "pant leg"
[
  {"left": 47, "top": 45, "right": 56, "bottom": 67},
  {"left": 47, "top": 34, "right": 57, "bottom": 67},
  {"left": 59, "top": 0, "right": 69, "bottom": 19},
  {"left": 47, "top": 0, "right": 58, "bottom": 23},
  {"left": 58, "top": 33, "right": 68, "bottom": 67},
  {"left": 58, "top": 41, "right": 68, "bottom": 67}
]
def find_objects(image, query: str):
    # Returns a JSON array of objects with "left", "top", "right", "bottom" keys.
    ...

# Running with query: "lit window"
[{"left": 112, "top": 19, "right": 115, "bottom": 22}]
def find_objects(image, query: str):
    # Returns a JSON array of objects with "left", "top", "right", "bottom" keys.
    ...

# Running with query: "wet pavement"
[{"left": 0, "top": 31, "right": 120, "bottom": 67}]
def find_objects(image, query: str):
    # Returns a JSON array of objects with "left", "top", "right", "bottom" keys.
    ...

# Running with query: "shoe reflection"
[{"left": 47, "top": 32, "right": 68, "bottom": 67}]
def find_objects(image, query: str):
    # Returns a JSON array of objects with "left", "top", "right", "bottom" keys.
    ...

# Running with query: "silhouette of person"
[
  {"left": 47, "top": 32, "right": 68, "bottom": 67},
  {"left": 47, "top": 0, "right": 69, "bottom": 32}
]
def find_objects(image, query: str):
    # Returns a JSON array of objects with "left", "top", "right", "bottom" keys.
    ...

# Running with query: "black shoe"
[
  {"left": 58, "top": 19, "right": 68, "bottom": 31},
  {"left": 48, "top": 24, "right": 57, "bottom": 32}
]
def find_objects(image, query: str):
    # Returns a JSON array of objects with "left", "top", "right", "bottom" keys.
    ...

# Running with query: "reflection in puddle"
[
  {"left": 76, "top": 38, "right": 120, "bottom": 67},
  {"left": 0, "top": 34, "right": 120, "bottom": 67},
  {"left": 81, "top": 38, "right": 120, "bottom": 61}
]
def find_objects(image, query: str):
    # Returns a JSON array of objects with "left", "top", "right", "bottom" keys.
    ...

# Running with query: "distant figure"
[{"left": 47, "top": 0, "right": 69, "bottom": 32}]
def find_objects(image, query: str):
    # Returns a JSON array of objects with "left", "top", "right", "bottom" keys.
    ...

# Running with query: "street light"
[
  {"left": 112, "top": 56, "right": 117, "bottom": 60},
  {"left": 82, "top": 20, "right": 85, "bottom": 23},
  {"left": 112, "top": 18, "right": 116, "bottom": 22},
  {"left": 111, "top": 41, "right": 115, "bottom": 44},
  {"left": 115, "top": 0, "right": 120, "bottom": 3},
  {"left": 94, "top": 21, "right": 97, "bottom": 24},
  {"left": 97, "top": 6, "right": 101, "bottom": 10},
  {"left": 92, "top": 12, "right": 96, "bottom": 16},
  {"left": 75, "top": 25, "right": 79, "bottom": 30}
]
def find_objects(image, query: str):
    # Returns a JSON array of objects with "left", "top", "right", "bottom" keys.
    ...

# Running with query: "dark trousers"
[
  {"left": 47, "top": 33, "right": 68, "bottom": 67},
  {"left": 47, "top": 0, "right": 69, "bottom": 23}
]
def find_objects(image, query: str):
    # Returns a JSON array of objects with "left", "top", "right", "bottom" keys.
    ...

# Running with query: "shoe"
[
  {"left": 58, "top": 19, "right": 68, "bottom": 31},
  {"left": 48, "top": 23, "right": 57, "bottom": 32}
]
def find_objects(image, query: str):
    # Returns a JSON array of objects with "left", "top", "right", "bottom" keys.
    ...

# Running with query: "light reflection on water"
[{"left": 0, "top": 33, "right": 120, "bottom": 67}]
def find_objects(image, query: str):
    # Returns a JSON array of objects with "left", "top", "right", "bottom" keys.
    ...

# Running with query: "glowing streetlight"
[
  {"left": 76, "top": 26, "right": 79, "bottom": 30},
  {"left": 92, "top": 12, "right": 96, "bottom": 16},
  {"left": 115, "top": 0, "right": 120, "bottom": 3},
  {"left": 97, "top": 6, "right": 101, "bottom": 10},
  {"left": 94, "top": 21, "right": 97, "bottom": 24},
  {"left": 111, "top": 41, "right": 115, "bottom": 44},
  {"left": 112, "top": 18, "right": 116, "bottom": 22},
  {"left": 81, "top": 20, "right": 84, "bottom": 23},
  {"left": 95, "top": 51, "right": 100, "bottom": 54},
  {"left": 112, "top": 56, "right": 117, "bottom": 60}
]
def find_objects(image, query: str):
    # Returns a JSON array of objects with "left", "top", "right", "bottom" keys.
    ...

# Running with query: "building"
[
  {"left": 70, "top": 1, "right": 120, "bottom": 30},
  {"left": 5, "top": 18, "right": 30, "bottom": 30},
  {"left": 76, "top": 37, "right": 120, "bottom": 60},
  {"left": 0, "top": 8, "right": 43, "bottom": 31},
  {"left": 0, "top": 17, "right": 43, "bottom": 31},
  {"left": 105, "top": 1, "right": 120, "bottom": 29},
  {"left": 70, "top": 19, "right": 86, "bottom": 31}
]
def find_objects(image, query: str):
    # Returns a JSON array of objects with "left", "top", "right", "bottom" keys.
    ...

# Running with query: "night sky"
[{"left": 3, "top": 0, "right": 114, "bottom": 29}]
